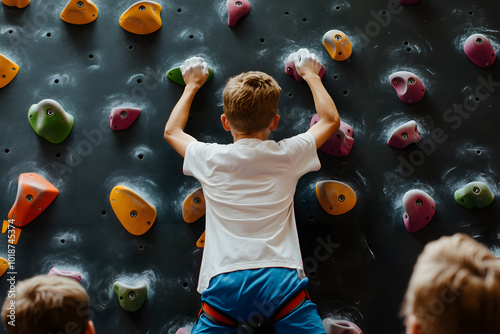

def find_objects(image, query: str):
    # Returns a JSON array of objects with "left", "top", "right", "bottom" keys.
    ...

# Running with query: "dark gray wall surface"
[{"left": 0, "top": 0, "right": 499, "bottom": 333}]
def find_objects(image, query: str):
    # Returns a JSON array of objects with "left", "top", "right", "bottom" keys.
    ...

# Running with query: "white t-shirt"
[{"left": 183, "top": 132, "right": 321, "bottom": 293}]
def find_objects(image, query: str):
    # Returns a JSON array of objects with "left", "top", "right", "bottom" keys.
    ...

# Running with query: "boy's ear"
[
  {"left": 406, "top": 315, "right": 422, "bottom": 334},
  {"left": 220, "top": 114, "right": 231, "bottom": 131},
  {"left": 269, "top": 114, "right": 280, "bottom": 131},
  {"left": 86, "top": 320, "right": 95, "bottom": 334}
]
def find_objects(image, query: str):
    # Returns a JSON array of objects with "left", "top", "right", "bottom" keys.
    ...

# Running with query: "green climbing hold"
[
  {"left": 166, "top": 66, "right": 214, "bottom": 86},
  {"left": 454, "top": 181, "right": 495, "bottom": 209},
  {"left": 113, "top": 281, "right": 147, "bottom": 312},
  {"left": 28, "top": 99, "right": 74, "bottom": 144}
]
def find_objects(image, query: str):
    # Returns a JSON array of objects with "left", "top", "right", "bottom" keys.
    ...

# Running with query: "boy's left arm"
[{"left": 164, "top": 57, "right": 209, "bottom": 157}]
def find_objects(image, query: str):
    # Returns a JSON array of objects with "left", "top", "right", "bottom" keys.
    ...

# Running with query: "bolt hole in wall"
[
  {"left": 4, "top": 149, "right": 9, "bottom": 154},
  {"left": 46, "top": 32, "right": 52, "bottom": 37},
  {"left": 101, "top": 210, "right": 107, "bottom": 216}
]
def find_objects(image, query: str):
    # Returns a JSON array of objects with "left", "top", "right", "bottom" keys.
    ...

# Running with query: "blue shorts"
[{"left": 191, "top": 267, "right": 326, "bottom": 334}]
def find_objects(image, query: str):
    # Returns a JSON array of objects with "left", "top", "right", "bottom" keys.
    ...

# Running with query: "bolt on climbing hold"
[
  {"left": 226, "top": 0, "right": 250, "bottom": 26},
  {"left": 113, "top": 281, "right": 147, "bottom": 312},
  {"left": 110, "top": 107, "right": 141, "bottom": 130},
  {"left": 322, "top": 318, "right": 364, "bottom": 334},
  {"left": 389, "top": 71, "right": 425, "bottom": 104},
  {"left": 197, "top": 230, "right": 206, "bottom": 248},
  {"left": 6, "top": 173, "right": 59, "bottom": 229},
  {"left": 0, "top": 258, "right": 9, "bottom": 278},
  {"left": 182, "top": 187, "right": 206, "bottom": 223},
  {"left": 316, "top": 181, "right": 357, "bottom": 215},
  {"left": 48, "top": 267, "right": 82, "bottom": 283},
  {"left": 0, "top": 53, "right": 19, "bottom": 88},
  {"left": 402, "top": 189, "right": 436, "bottom": 233},
  {"left": 109, "top": 185, "right": 156, "bottom": 235},
  {"left": 28, "top": 99, "right": 74, "bottom": 144},
  {"left": 387, "top": 120, "right": 421, "bottom": 149},
  {"left": 310, "top": 114, "right": 353, "bottom": 156},
  {"left": 322, "top": 30, "right": 352, "bottom": 61},
  {"left": 166, "top": 65, "right": 214, "bottom": 86},
  {"left": 60, "top": 0, "right": 99, "bottom": 25},
  {"left": 1, "top": 0, "right": 30, "bottom": 8},
  {"left": 119, "top": 1, "right": 162, "bottom": 35},
  {"left": 454, "top": 181, "right": 494, "bottom": 209},
  {"left": 285, "top": 50, "right": 326, "bottom": 82},
  {"left": 464, "top": 34, "right": 496, "bottom": 68}
]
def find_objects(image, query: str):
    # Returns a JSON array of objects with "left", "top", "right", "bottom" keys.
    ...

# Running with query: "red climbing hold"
[
  {"left": 110, "top": 107, "right": 141, "bottom": 130},
  {"left": 8, "top": 173, "right": 59, "bottom": 228},
  {"left": 464, "top": 34, "right": 496, "bottom": 68},
  {"left": 310, "top": 115, "right": 353, "bottom": 157},
  {"left": 226, "top": 0, "right": 250, "bottom": 26},
  {"left": 402, "top": 189, "right": 436, "bottom": 233},
  {"left": 323, "top": 318, "right": 364, "bottom": 334},
  {"left": 389, "top": 71, "right": 425, "bottom": 104},
  {"left": 285, "top": 52, "right": 326, "bottom": 82},
  {"left": 387, "top": 120, "right": 421, "bottom": 149}
]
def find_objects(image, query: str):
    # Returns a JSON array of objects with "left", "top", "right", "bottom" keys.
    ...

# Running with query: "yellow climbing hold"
[
  {"left": 182, "top": 187, "right": 206, "bottom": 223},
  {"left": 119, "top": 1, "right": 162, "bottom": 35},
  {"left": 323, "top": 30, "right": 352, "bottom": 61},
  {"left": 60, "top": 0, "right": 99, "bottom": 25},
  {"left": 196, "top": 231, "right": 205, "bottom": 248},
  {"left": 0, "top": 54, "right": 19, "bottom": 89},
  {"left": 1, "top": 0, "right": 30, "bottom": 9},
  {"left": 0, "top": 257, "right": 9, "bottom": 277}
]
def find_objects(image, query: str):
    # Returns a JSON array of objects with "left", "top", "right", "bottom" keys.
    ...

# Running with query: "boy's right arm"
[{"left": 293, "top": 49, "right": 340, "bottom": 149}]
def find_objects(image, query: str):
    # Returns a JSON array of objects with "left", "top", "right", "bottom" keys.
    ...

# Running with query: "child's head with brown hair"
[
  {"left": 401, "top": 233, "right": 500, "bottom": 334},
  {"left": 222, "top": 71, "right": 282, "bottom": 134},
  {"left": 1, "top": 275, "right": 94, "bottom": 334}
]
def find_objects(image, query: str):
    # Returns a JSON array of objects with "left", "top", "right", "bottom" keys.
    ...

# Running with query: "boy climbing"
[{"left": 164, "top": 48, "right": 340, "bottom": 333}]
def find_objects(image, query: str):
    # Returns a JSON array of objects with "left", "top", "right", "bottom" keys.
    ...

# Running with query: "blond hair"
[
  {"left": 2, "top": 275, "right": 90, "bottom": 334},
  {"left": 222, "top": 71, "right": 281, "bottom": 134},
  {"left": 401, "top": 233, "right": 500, "bottom": 333}
]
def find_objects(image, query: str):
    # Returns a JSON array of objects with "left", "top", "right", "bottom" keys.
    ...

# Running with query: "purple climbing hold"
[
  {"left": 398, "top": 0, "right": 419, "bottom": 4},
  {"left": 387, "top": 120, "right": 421, "bottom": 149},
  {"left": 226, "top": 0, "right": 250, "bottom": 26},
  {"left": 464, "top": 34, "right": 496, "bottom": 68},
  {"left": 285, "top": 52, "right": 326, "bottom": 82},
  {"left": 322, "top": 318, "right": 363, "bottom": 334},
  {"left": 310, "top": 114, "right": 353, "bottom": 157},
  {"left": 389, "top": 71, "right": 425, "bottom": 104},
  {"left": 110, "top": 107, "right": 141, "bottom": 130},
  {"left": 48, "top": 267, "right": 82, "bottom": 283},
  {"left": 402, "top": 189, "right": 436, "bottom": 233}
]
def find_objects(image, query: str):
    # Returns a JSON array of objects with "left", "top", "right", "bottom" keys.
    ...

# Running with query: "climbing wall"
[{"left": 0, "top": 0, "right": 499, "bottom": 333}]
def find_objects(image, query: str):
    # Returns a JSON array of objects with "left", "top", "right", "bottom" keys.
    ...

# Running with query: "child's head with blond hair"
[
  {"left": 1, "top": 275, "right": 94, "bottom": 334},
  {"left": 222, "top": 71, "right": 282, "bottom": 135},
  {"left": 401, "top": 233, "right": 500, "bottom": 334}
]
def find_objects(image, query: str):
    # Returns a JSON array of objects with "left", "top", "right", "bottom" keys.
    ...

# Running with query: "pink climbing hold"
[
  {"left": 389, "top": 71, "right": 425, "bottom": 104},
  {"left": 322, "top": 318, "right": 363, "bottom": 334},
  {"left": 402, "top": 189, "right": 436, "bottom": 233},
  {"left": 285, "top": 55, "right": 326, "bottom": 82},
  {"left": 464, "top": 34, "right": 496, "bottom": 68},
  {"left": 398, "top": 0, "right": 419, "bottom": 4},
  {"left": 48, "top": 267, "right": 82, "bottom": 283},
  {"left": 387, "top": 120, "right": 421, "bottom": 149},
  {"left": 310, "top": 114, "right": 353, "bottom": 157},
  {"left": 175, "top": 329, "right": 189, "bottom": 334},
  {"left": 110, "top": 107, "right": 141, "bottom": 130},
  {"left": 226, "top": 0, "right": 250, "bottom": 26}
]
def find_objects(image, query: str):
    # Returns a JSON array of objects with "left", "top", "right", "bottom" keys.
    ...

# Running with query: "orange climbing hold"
[
  {"left": 316, "top": 180, "right": 357, "bottom": 215},
  {"left": 182, "top": 187, "right": 206, "bottom": 223},
  {"left": 2, "top": 220, "right": 21, "bottom": 245},
  {"left": 109, "top": 185, "right": 156, "bottom": 235},
  {"left": 1, "top": 0, "right": 30, "bottom": 8},
  {"left": 7, "top": 173, "right": 59, "bottom": 228},
  {"left": 197, "top": 231, "right": 205, "bottom": 248},
  {"left": 119, "top": 1, "right": 162, "bottom": 35},
  {"left": 0, "top": 257, "right": 8, "bottom": 277},
  {"left": 0, "top": 53, "right": 19, "bottom": 89},
  {"left": 60, "top": 0, "right": 99, "bottom": 25},
  {"left": 323, "top": 30, "right": 352, "bottom": 61}
]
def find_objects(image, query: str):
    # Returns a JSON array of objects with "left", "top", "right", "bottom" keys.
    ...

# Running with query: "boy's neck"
[{"left": 232, "top": 130, "right": 270, "bottom": 142}]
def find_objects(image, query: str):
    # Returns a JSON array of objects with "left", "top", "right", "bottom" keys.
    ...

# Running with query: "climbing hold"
[
  {"left": 119, "top": 1, "right": 162, "bottom": 35},
  {"left": 387, "top": 120, "right": 421, "bottom": 149},
  {"left": 7, "top": 173, "right": 59, "bottom": 228},
  {"left": 285, "top": 52, "right": 326, "bottom": 82},
  {"left": 454, "top": 181, "right": 494, "bottom": 209},
  {"left": 48, "top": 267, "right": 82, "bottom": 283},
  {"left": 226, "top": 0, "right": 250, "bottom": 26},
  {"left": 464, "top": 34, "right": 496, "bottom": 68},
  {"left": 0, "top": 53, "right": 19, "bottom": 89},
  {"left": 1, "top": 0, "right": 30, "bottom": 8},
  {"left": 60, "top": 0, "right": 98, "bottom": 25},
  {"left": 2, "top": 220, "right": 21, "bottom": 245},
  {"left": 109, "top": 185, "right": 156, "bottom": 236},
  {"left": 389, "top": 71, "right": 425, "bottom": 104},
  {"left": 175, "top": 329, "right": 190, "bottom": 334},
  {"left": 113, "top": 281, "right": 147, "bottom": 312},
  {"left": 310, "top": 115, "right": 353, "bottom": 157},
  {"left": 166, "top": 66, "right": 214, "bottom": 86},
  {"left": 398, "top": 0, "right": 419, "bottom": 4},
  {"left": 28, "top": 99, "right": 74, "bottom": 144},
  {"left": 322, "top": 318, "right": 364, "bottom": 334},
  {"left": 182, "top": 187, "right": 205, "bottom": 223},
  {"left": 110, "top": 107, "right": 141, "bottom": 130},
  {"left": 316, "top": 181, "right": 357, "bottom": 215},
  {"left": 322, "top": 30, "right": 353, "bottom": 61},
  {"left": 402, "top": 189, "right": 436, "bottom": 233},
  {"left": 197, "top": 231, "right": 206, "bottom": 248},
  {"left": 0, "top": 257, "right": 9, "bottom": 278}
]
